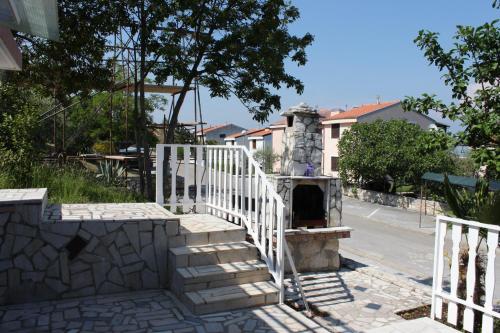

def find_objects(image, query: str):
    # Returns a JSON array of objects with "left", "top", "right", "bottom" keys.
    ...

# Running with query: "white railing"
[
  {"left": 156, "top": 144, "right": 286, "bottom": 303},
  {"left": 432, "top": 215, "right": 500, "bottom": 332}
]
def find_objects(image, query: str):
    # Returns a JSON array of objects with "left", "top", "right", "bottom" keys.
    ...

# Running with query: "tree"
[
  {"left": 0, "top": 82, "right": 52, "bottom": 186},
  {"left": 149, "top": 0, "right": 313, "bottom": 144},
  {"left": 338, "top": 120, "right": 455, "bottom": 192},
  {"left": 11, "top": 0, "right": 125, "bottom": 104},
  {"left": 402, "top": 13, "right": 499, "bottom": 179},
  {"left": 121, "top": 0, "right": 312, "bottom": 200}
]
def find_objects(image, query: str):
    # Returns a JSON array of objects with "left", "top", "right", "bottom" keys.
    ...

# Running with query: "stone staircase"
[{"left": 168, "top": 214, "right": 279, "bottom": 314}]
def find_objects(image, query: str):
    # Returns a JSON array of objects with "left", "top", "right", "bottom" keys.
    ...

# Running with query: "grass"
[
  {"left": 0, "top": 164, "right": 145, "bottom": 204},
  {"left": 396, "top": 184, "right": 415, "bottom": 193}
]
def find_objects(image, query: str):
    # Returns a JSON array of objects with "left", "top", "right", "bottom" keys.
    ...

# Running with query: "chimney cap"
[{"left": 280, "top": 102, "right": 319, "bottom": 117}]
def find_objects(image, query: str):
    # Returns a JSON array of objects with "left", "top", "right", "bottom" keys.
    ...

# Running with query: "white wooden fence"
[
  {"left": 156, "top": 144, "right": 286, "bottom": 303},
  {"left": 432, "top": 215, "right": 500, "bottom": 332}
]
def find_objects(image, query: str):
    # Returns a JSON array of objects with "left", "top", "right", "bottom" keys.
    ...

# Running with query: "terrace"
[{"left": 1, "top": 132, "right": 497, "bottom": 332}]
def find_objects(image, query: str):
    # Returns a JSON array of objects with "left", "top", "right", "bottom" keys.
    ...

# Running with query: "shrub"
[
  {"left": 338, "top": 119, "right": 455, "bottom": 192},
  {"left": 0, "top": 164, "right": 144, "bottom": 204},
  {"left": 253, "top": 147, "right": 280, "bottom": 174}
]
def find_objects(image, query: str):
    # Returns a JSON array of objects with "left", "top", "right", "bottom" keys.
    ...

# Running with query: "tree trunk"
[
  {"left": 133, "top": 50, "right": 144, "bottom": 195},
  {"left": 140, "top": 0, "right": 153, "bottom": 201}
]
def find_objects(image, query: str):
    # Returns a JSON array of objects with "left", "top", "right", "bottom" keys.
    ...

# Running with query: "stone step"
[
  {"left": 169, "top": 241, "right": 259, "bottom": 269},
  {"left": 168, "top": 214, "right": 247, "bottom": 248},
  {"left": 172, "top": 260, "right": 270, "bottom": 294},
  {"left": 182, "top": 281, "right": 279, "bottom": 314},
  {"left": 170, "top": 214, "right": 246, "bottom": 247}
]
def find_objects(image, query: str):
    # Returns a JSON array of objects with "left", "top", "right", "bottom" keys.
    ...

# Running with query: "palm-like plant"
[
  {"left": 443, "top": 174, "right": 499, "bottom": 226},
  {"left": 96, "top": 161, "right": 126, "bottom": 186},
  {"left": 442, "top": 174, "right": 499, "bottom": 330}
]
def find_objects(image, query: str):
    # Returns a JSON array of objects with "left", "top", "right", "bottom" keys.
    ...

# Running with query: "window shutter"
[
  {"left": 331, "top": 124, "right": 340, "bottom": 138},
  {"left": 331, "top": 156, "right": 338, "bottom": 171}
]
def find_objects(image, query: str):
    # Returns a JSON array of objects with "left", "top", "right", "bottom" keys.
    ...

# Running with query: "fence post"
[
  {"left": 155, "top": 144, "right": 164, "bottom": 205},
  {"left": 276, "top": 202, "right": 285, "bottom": 304}
]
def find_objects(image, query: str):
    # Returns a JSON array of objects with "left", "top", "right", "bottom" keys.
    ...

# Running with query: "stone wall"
[
  {"left": 0, "top": 189, "right": 180, "bottom": 305},
  {"left": 343, "top": 185, "right": 448, "bottom": 216},
  {"left": 280, "top": 103, "right": 323, "bottom": 177},
  {"left": 270, "top": 176, "right": 342, "bottom": 228},
  {"left": 329, "top": 178, "right": 342, "bottom": 225},
  {"left": 284, "top": 228, "right": 351, "bottom": 273}
]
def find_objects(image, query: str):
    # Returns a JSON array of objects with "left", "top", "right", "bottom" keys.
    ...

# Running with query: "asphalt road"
[
  {"left": 340, "top": 197, "right": 437, "bottom": 286},
  {"left": 339, "top": 197, "right": 500, "bottom": 303}
]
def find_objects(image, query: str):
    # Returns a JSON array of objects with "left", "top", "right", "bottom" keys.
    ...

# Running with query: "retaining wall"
[
  {"left": 343, "top": 185, "right": 448, "bottom": 216},
  {"left": 0, "top": 189, "right": 180, "bottom": 305}
]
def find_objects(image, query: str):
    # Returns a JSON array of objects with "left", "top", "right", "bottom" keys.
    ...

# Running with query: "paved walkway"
[
  {"left": 0, "top": 268, "right": 435, "bottom": 333},
  {"left": 0, "top": 289, "right": 327, "bottom": 332},
  {"left": 367, "top": 317, "right": 459, "bottom": 333},
  {"left": 287, "top": 268, "right": 429, "bottom": 333}
]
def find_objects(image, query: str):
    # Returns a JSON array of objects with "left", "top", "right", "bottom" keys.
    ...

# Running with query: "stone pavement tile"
[
  {"left": 366, "top": 317, "right": 459, "bottom": 333},
  {"left": 286, "top": 268, "right": 430, "bottom": 332},
  {"left": 0, "top": 289, "right": 325, "bottom": 333}
]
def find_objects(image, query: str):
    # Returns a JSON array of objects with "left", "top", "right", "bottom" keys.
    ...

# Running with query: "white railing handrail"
[
  {"left": 155, "top": 144, "right": 287, "bottom": 303},
  {"left": 241, "top": 145, "right": 283, "bottom": 202},
  {"left": 436, "top": 214, "right": 500, "bottom": 232},
  {"left": 432, "top": 215, "right": 499, "bottom": 333}
]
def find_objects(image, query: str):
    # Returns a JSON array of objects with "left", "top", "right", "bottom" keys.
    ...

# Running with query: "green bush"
[
  {"left": 338, "top": 119, "right": 455, "bottom": 192},
  {"left": 0, "top": 83, "right": 46, "bottom": 187},
  {"left": 253, "top": 147, "right": 280, "bottom": 174}
]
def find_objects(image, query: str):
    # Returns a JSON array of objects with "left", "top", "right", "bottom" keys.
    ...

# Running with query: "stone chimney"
[{"left": 280, "top": 103, "right": 323, "bottom": 176}]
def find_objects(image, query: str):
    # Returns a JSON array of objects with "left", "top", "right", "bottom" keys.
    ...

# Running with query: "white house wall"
[
  {"left": 322, "top": 123, "right": 352, "bottom": 177},
  {"left": 358, "top": 104, "right": 435, "bottom": 129}
]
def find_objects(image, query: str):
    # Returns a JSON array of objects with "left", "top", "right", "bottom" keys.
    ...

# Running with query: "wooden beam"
[{"left": 113, "top": 82, "right": 194, "bottom": 95}]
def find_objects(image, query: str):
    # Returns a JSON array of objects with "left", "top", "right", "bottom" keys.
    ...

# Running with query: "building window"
[
  {"left": 219, "top": 133, "right": 226, "bottom": 139},
  {"left": 331, "top": 156, "right": 338, "bottom": 171},
  {"left": 252, "top": 140, "right": 257, "bottom": 149},
  {"left": 287, "top": 116, "right": 294, "bottom": 127},
  {"left": 331, "top": 124, "right": 340, "bottom": 139}
]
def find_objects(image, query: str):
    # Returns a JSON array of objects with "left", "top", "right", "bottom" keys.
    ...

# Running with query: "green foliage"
[
  {"left": 96, "top": 161, "right": 126, "bottom": 186},
  {"left": 149, "top": 0, "right": 313, "bottom": 124},
  {"left": 338, "top": 120, "right": 455, "bottom": 191},
  {"left": 11, "top": 0, "right": 127, "bottom": 104},
  {"left": 253, "top": 147, "right": 280, "bottom": 174},
  {"left": 174, "top": 127, "right": 196, "bottom": 144},
  {"left": 61, "top": 90, "right": 160, "bottom": 155},
  {"left": 443, "top": 175, "right": 500, "bottom": 226},
  {"left": 0, "top": 164, "right": 144, "bottom": 204},
  {"left": 0, "top": 83, "right": 51, "bottom": 186},
  {"left": 452, "top": 155, "right": 477, "bottom": 177},
  {"left": 403, "top": 16, "right": 499, "bottom": 179}
]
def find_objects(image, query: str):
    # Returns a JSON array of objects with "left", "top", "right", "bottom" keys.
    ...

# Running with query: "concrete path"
[
  {"left": 367, "top": 317, "right": 459, "bottom": 333},
  {"left": 0, "top": 289, "right": 327, "bottom": 332}
]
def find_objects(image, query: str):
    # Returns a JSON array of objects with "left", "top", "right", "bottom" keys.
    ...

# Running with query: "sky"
[{"left": 152, "top": 0, "right": 498, "bottom": 132}]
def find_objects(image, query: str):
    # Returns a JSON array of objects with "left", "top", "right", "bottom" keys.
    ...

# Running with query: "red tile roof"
[
  {"left": 248, "top": 128, "right": 272, "bottom": 137},
  {"left": 324, "top": 101, "right": 400, "bottom": 121},
  {"left": 225, "top": 128, "right": 260, "bottom": 139},
  {"left": 196, "top": 124, "right": 229, "bottom": 135}
]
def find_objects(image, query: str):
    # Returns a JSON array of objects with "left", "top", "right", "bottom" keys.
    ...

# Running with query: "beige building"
[{"left": 271, "top": 101, "right": 447, "bottom": 176}]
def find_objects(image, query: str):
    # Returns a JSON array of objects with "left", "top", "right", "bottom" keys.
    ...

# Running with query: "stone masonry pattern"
[
  {"left": 0, "top": 189, "right": 180, "bottom": 305},
  {"left": 0, "top": 289, "right": 328, "bottom": 332},
  {"left": 281, "top": 103, "right": 323, "bottom": 177},
  {"left": 273, "top": 177, "right": 342, "bottom": 227}
]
